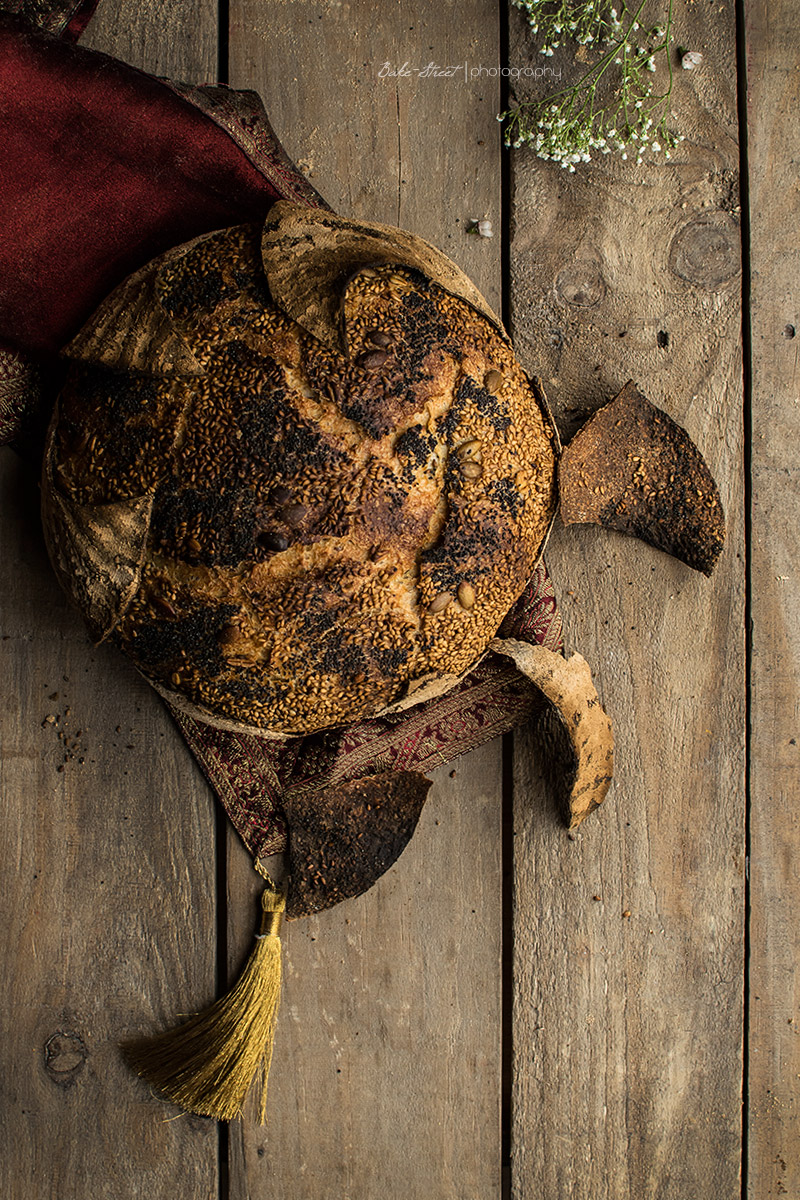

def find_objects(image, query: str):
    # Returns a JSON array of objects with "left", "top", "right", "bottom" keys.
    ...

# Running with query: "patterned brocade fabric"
[
  {"left": 0, "top": 348, "right": 39, "bottom": 446},
  {"left": 165, "top": 81, "right": 329, "bottom": 212},
  {"left": 173, "top": 563, "right": 564, "bottom": 859},
  {"left": 0, "top": 0, "right": 96, "bottom": 39}
]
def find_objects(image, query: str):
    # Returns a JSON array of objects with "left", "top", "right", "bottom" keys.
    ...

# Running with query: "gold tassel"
[{"left": 124, "top": 879, "right": 286, "bottom": 1123}]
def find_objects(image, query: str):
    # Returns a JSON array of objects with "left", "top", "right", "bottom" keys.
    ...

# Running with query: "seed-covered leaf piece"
[
  {"left": 491, "top": 640, "right": 614, "bottom": 830},
  {"left": 261, "top": 201, "right": 506, "bottom": 351},
  {"left": 283, "top": 770, "right": 432, "bottom": 918},
  {"left": 559, "top": 381, "right": 725, "bottom": 576}
]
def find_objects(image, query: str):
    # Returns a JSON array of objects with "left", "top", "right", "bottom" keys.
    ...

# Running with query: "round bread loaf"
[{"left": 42, "top": 212, "right": 558, "bottom": 735}]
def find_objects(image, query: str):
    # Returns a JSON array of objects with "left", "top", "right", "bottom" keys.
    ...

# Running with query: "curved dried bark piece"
[
  {"left": 283, "top": 770, "right": 432, "bottom": 918},
  {"left": 64, "top": 244, "right": 204, "bottom": 376},
  {"left": 491, "top": 639, "right": 614, "bottom": 830},
  {"left": 261, "top": 200, "right": 506, "bottom": 351},
  {"left": 41, "top": 418, "right": 154, "bottom": 642},
  {"left": 559, "top": 381, "right": 725, "bottom": 576}
]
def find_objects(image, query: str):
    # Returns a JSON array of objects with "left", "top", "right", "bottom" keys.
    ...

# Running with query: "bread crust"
[{"left": 45, "top": 223, "right": 558, "bottom": 734}]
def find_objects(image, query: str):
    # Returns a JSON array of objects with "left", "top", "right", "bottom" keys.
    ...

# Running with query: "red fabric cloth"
[{"left": 0, "top": 17, "right": 287, "bottom": 356}]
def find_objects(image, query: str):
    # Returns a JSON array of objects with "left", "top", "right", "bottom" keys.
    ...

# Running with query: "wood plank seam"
[{"left": 734, "top": 3, "right": 753, "bottom": 1196}]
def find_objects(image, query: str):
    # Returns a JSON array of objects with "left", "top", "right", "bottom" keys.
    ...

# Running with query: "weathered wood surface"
[
  {"left": 508, "top": 4, "right": 746, "bottom": 1197},
  {"left": 227, "top": 4, "right": 505, "bottom": 1196},
  {"left": 0, "top": 9, "right": 221, "bottom": 1200},
  {"left": 745, "top": 1, "right": 800, "bottom": 1195},
  {"left": 2, "top": 2, "right": 506, "bottom": 1198},
  {"left": 0, "top": 449, "right": 219, "bottom": 1190},
  {"left": 2, "top": 1, "right": 797, "bottom": 1197},
  {"left": 227, "top": 751, "right": 503, "bottom": 1198}
]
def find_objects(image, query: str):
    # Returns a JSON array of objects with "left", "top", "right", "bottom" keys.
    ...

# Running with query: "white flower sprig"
[{"left": 501, "top": 0, "right": 683, "bottom": 169}]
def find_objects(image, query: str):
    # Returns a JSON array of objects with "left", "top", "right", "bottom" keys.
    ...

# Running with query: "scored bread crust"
[{"left": 45, "top": 222, "right": 558, "bottom": 735}]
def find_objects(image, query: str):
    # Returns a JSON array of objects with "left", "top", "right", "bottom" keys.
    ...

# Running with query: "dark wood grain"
[
  {"left": 6, "top": 1, "right": 796, "bottom": 1195},
  {"left": 0, "top": 455, "right": 219, "bottom": 1199},
  {"left": 230, "top": 0, "right": 503, "bottom": 310},
  {"left": 0, "top": 7, "right": 222, "bottom": 1198},
  {"left": 84, "top": 0, "right": 218, "bottom": 79},
  {"left": 227, "top": 2, "right": 505, "bottom": 1196},
  {"left": 507, "top": 5, "right": 746, "bottom": 1195},
  {"left": 228, "top": 749, "right": 503, "bottom": 1199},
  {"left": 744, "top": 0, "right": 800, "bottom": 1194}
]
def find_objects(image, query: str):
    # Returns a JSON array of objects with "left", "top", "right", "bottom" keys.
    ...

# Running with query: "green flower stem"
[
  {"left": 538, "top": 0, "right": 648, "bottom": 107},
  {"left": 502, "top": 0, "right": 682, "bottom": 168}
]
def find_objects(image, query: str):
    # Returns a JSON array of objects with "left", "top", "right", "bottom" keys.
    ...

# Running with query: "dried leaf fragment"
[
  {"left": 283, "top": 770, "right": 432, "bottom": 918},
  {"left": 491, "top": 639, "right": 614, "bottom": 830},
  {"left": 559, "top": 381, "right": 725, "bottom": 575}
]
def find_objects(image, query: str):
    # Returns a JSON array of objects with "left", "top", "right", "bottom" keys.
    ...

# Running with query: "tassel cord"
[{"left": 124, "top": 880, "right": 286, "bottom": 1122}]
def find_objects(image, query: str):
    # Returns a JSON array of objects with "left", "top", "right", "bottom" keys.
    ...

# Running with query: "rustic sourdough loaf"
[{"left": 42, "top": 211, "right": 559, "bottom": 735}]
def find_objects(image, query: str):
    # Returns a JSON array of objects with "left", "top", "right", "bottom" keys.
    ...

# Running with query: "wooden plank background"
[
  {"left": 507, "top": 2, "right": 746, "bottom": 1197},
  {"left": 1, "top": 8, "right": 222, "bottom": 1200},
  {"left": 745, "top": 0, "right": 800, "bottom": 1196},
  {"left": 224, "top": 5, "right": 506, "bottom": 1198},
  {"left": 0, "top": 0, "right": 796, "bottom": 1197}
]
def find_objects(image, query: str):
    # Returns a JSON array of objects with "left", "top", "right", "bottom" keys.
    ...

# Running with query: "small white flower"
[
  {"left": 682, "top": 51, "right": 703, "bottom": 70},
  {"left": 651, "top": 141, "right": 661, "bottom": 152}
]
